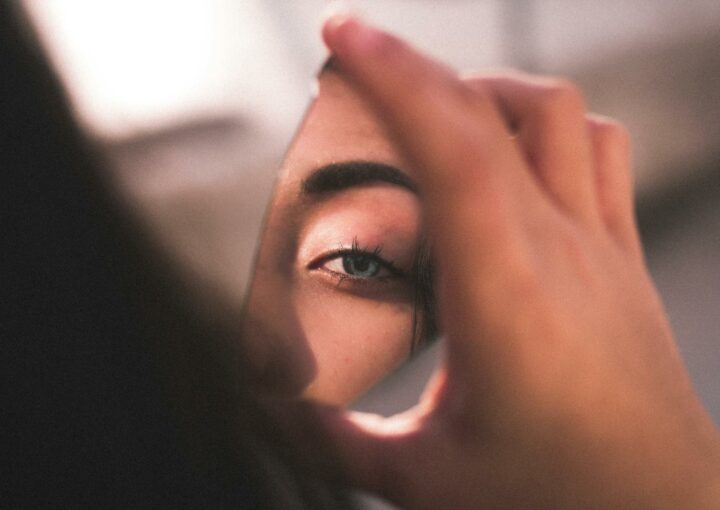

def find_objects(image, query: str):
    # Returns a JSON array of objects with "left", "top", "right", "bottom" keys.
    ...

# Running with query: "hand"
[{"left": 283, "top": 17, "right": 720, "bottom": 510}]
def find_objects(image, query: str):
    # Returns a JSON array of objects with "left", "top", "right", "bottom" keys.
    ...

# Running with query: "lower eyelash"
[{"left": 326, "top": 269, "right": 396, "bottom": 291}]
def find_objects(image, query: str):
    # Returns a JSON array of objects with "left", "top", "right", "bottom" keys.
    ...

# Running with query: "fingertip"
[
  {"left": 321, "top": 14, "right": 351, "bottom": 49},
  {"left": 322, "top": 15, "right": 388, "bottom": 60}
]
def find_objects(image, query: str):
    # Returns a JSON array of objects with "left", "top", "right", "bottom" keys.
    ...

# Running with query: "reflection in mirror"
[{"left": 242, "top": 60, "right": 437, "bottom": 405}]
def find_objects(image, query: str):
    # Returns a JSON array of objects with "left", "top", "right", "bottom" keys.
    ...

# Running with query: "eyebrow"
[{"left": 301, "top": 160, "right": 417, "bottom": 196}]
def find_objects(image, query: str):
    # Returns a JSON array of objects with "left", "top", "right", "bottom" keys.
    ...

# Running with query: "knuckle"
[
  {"left": 534, "top": 77, "right": 586, "bottom": 120},
  {"left": 464, "top": 70, "right": 524, "bottom": 109},
  {"left": 462, "top": 67, "right": 522, "bottom": 88},
  {"left": 459, "top": 72, "right": 486, "bottom": 91},
  {"left": 589, "top": 116, "right": 632, "bottom": 156},
  {"left": 460, "top": 75, "right": 490, "bottom": 99}
]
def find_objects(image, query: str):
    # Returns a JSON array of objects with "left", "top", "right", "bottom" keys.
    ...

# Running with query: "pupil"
[{"left": 354, "top": 257, "right": 370, "bottom": 271}]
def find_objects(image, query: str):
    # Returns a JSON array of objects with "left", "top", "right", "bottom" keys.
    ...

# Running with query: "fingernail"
[{"left": 323, "top": 15, "right": 385, "bottom": 57}]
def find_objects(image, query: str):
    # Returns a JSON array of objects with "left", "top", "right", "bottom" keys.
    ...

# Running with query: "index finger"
[
  {"left": 322, "top": 16, "right": 550, "bottom": 371},
  {"left": 322, "top": 17, "right": 529, "bottom": 202}
]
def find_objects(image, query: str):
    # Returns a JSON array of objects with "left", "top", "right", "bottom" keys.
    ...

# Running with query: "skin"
[
  {"left": 272, "top": 17, "right": 720, "bottom": 510},
  {"left": 241, "top": 69, "right": 425, "bottom": 404}
]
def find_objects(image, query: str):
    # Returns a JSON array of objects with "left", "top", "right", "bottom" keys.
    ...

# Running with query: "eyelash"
[{"left": 308, "top": 237, "right": 403, "bottom": 283}]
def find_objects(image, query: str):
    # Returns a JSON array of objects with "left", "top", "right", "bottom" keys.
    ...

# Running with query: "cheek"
[
  {"left": 240, "top": 269, "right": 318, "bottom": 396},
  {"left": 298, "top": 290, "right": 414, "bottom": 405}
]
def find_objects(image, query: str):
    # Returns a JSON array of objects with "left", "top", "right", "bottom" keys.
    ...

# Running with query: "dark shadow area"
[{"left": 637, "top": 155, "right": 720, "bottom": 247}]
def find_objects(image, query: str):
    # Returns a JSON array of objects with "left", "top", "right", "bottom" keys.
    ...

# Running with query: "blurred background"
[{"left": 25, "top": 2, "right": 720, "bottom": 505}]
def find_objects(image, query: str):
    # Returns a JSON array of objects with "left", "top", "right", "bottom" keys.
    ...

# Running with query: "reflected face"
[{"left": 241, "top": 65, "right": 433, "bottom": 404}]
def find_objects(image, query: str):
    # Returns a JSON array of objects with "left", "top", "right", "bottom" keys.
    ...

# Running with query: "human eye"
[{"left": 308, "top": 238, "right": 402, "bottom": 283}]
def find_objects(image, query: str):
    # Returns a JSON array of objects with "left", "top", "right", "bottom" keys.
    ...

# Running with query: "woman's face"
[{"left": 241, "top": 67, "right": 428, "bottom": 404}]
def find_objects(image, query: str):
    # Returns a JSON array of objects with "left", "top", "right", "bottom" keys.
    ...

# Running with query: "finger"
[
  {"left": 465, "top": 73, "right": 601, "bottom": 227},
  {"left": 587, "top": 114, "right": 643, "bottom": 257},
  {"left": 322, "top": 16, "right": 544, "bottom": 236},
  {"left": 322, "top": 16, "right": 553, "bottom": 373}
]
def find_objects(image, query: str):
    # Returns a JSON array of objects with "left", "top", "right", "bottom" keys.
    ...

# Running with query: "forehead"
[{"left": 286, "top": 70, "right": 401, "bottom": 167}]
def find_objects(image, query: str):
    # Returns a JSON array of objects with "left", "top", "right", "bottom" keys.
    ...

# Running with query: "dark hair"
[
  {"left": 1, "top": 3, "right": 349, "bottom": 507},
  {"left": 411, "top": 241, "right": 437, "bottom": 354}
]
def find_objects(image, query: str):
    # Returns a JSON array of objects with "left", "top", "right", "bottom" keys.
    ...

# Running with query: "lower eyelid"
[
  {"left": 315, "top": 270, "right": 401, "bottom": 294},
  {"left": 305, "top": 263, "right": 415, "bottom": 300}
]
